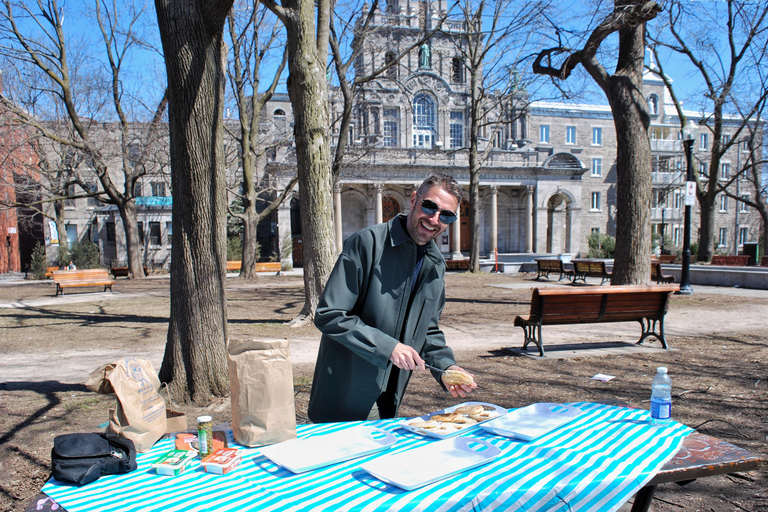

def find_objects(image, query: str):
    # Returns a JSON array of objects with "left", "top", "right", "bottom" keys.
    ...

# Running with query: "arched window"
[
  {"left": 273, "top": 109, "right": 286, "bottom": 131},
  {"left": 413, "top": 93, "right": 435, "bottom": 148},
  {"left": 385, "top": 52, "right": 397, "bottom": 80},
  {"left": 647, "top": 94, "right": 659, "bottom": 115}
]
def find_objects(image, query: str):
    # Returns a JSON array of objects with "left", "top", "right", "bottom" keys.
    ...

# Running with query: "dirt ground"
[{"left": 0, "top": 271, "right": 766, "bottom": 512}]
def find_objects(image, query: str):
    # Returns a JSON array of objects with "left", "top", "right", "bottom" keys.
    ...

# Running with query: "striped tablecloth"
[{"left": 42, "top": 402, "right": 692, "bottom": 512}]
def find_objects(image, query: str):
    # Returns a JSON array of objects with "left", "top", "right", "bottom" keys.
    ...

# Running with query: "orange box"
[{"left": 201, "top": 448, "right": 241, "bottom": 475}]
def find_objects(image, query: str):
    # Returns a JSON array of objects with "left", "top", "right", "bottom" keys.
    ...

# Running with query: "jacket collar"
[{"left": 389, "top": 214, "right": 445, "bottom": 265}]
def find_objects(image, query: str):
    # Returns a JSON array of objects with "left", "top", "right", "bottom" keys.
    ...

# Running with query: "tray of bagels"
[{"left": 401, "top": 401, "right": 507, "bottom": 439}]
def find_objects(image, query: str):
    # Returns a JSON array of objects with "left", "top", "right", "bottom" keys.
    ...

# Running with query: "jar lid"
[
  {"left": 197, "top": 415, "right": 213, "bottom": 422},
  {"left": 657, "top": 367, "right": 667, "bottom": 373}
]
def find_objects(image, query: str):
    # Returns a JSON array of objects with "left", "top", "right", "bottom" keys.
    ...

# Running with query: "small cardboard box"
[{"left": 151, "top": 449, "right": 197, "bottom": 476}]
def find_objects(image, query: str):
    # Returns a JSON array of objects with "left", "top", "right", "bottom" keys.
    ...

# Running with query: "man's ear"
[{"left": 409, "top": 190, "right": 418, "bottom": 208}]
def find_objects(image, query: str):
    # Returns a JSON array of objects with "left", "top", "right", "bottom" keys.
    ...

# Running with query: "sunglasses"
[{"left": 420, "top": 198, "right": 457, "bottom": 224}]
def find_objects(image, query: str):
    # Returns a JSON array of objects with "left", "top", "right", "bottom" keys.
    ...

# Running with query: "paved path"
[{"left": 2, "top": 272, "right": 767, "bottom": 383}]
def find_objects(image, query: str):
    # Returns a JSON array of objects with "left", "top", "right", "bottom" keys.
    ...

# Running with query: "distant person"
[
  {"left": 307, "top": 173, "right": 477, "bottom": 423},
  {"left": 67, "top": 261, "right": 76, "bottom": 270}
]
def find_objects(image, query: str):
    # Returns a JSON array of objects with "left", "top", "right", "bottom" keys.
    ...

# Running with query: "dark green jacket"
[{"left": 307, "top": 215, "right": 455, "bottom": 423}]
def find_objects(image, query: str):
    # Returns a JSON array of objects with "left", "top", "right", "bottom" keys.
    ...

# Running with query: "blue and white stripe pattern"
[{"left": 42, "top": 403, "right": 691, "bottom": 512}]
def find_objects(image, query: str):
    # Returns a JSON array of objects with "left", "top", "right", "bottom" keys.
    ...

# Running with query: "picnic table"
[{"left": 38, "top": 402, "right": 762, "bottom": 512}]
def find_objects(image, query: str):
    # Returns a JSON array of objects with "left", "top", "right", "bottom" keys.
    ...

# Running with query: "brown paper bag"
[
  {"left": 86, "top": 357, "right": 167, "bottom": 452},
  {"left": 159, "top": 383, "right": 188, "bottom": 434},
  {"left": 228, "top": 338, "right": 296, "bottom": 446}
]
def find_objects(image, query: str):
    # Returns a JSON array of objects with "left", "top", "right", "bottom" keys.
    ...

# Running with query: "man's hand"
[
  {"left": 389, "top": 344, "right": 426, "bottom": 371},
  {"left": 441, "top": 365, "right": 477, "bottom": 398}
]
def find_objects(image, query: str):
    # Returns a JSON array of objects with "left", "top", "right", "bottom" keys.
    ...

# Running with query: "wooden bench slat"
[
  {"left": 227, "top": 261, "right": 282, "bottom": 274},
  {"left": 53, "top": 269, "right": 115, "bottom": 296},
  {"left": 515, "top": 285, "right": 678, "bottom": 356}
]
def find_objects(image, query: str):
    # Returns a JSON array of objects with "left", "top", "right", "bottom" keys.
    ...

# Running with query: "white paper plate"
[
  {"left": 258, "top": 426, "right": 397, "bottom": 473},
  {"left": 480, "top": 403, "right": 583, "bottom": 441},
  {"left": 361, "top": 436, "right": 501, "bottom": 491},
  {"left": 401, "top": 401, "right": 507, "bottom": 439}
]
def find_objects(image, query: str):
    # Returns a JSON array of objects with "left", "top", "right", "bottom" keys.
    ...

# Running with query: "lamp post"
[{"left": 678, "top": 120, "right": 697, "bottom": 295}]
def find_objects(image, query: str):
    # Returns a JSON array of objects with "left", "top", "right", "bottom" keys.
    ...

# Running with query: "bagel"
[
  {"left": 430, "top": 412, "right": 464, "bottom": 422},
  {"left": 407, "top": 420, "right": 439, "bottom": 429},
  {"left": 447, "top": 416, "right": 477, "bottom": 426},
  {"left": 454, "top": 405, "right": 484, "bottom": 416},
  {"left": 470, "top": 410, "right": 500, "bottom": 422},
  {"left": 442, "top": 370, "right": 474, "bottom": 386}
]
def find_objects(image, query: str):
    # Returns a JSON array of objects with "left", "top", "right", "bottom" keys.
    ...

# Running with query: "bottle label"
[
  {"left": 198, "top": 430, "right": 209, "bottom": 455},
  {"left": 650, "top": 399, "right": 671, "bottom": 420}
]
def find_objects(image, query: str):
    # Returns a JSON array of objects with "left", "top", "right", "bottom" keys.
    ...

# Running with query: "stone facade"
[{"left": 45, "top": 0, "right": 764, "bottom": 271}]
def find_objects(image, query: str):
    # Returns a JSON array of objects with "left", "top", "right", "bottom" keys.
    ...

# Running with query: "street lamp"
[{"left": 678, "top": 120, "right": 697, "bottom": 295}]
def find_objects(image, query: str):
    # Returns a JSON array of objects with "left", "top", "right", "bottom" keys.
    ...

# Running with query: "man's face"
[{"left": 406, "top": 186, "right": 460, "bottom": 246}]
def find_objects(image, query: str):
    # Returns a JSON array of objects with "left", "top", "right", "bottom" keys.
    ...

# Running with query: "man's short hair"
[{"left": 417, "top": 173, "right": 463, "bottom": 205}]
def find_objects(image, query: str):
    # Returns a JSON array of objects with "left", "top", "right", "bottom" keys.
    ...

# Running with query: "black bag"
[{"left": 51, "top": 433, "right": 137, "bottom": 485}]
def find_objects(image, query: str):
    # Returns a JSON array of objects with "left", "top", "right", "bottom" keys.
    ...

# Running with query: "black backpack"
[{"left": 51, "top": 433, "right": 137, "bottom": 485}]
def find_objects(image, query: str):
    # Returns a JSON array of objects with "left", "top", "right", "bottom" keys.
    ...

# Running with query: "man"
[{"left": 307, "top": 173, "right": 477, "bottom": 423}]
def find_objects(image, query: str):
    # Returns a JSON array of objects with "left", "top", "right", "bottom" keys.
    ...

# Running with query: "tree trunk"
[
  {"left": 117, "top": 200, "right": 144, "bottom": 278},
  {"left": 240, "top": 205, "right": 259, "bottom": 279},
  {"left": 604, "top": 19, "right": 652, "bottom": 284},
  {"left": 467, "top": 62, "right": 482, "bottom": 273},
  {"left": 239, "top": 147, "right": 259, "bottom": 280},
  {"left": 155, "top": 0, "right": 233, "bottom": 404},
  {"left": 54, "top": 202, "right": 67, "bottom": 262},
  {"left": 282, "top": 0, "right": 336, "bottom": 323},
  {"left": 698, "top": 196, "right": 716, "bottom": 261}
]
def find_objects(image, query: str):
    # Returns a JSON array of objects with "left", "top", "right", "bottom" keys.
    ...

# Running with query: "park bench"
[
  {"left": 445, "top": 259, "right": 470, "bottom": 271},
  {"left": 45, "top": 266, "right": 59, "bottom": 279},
  {"left": 761, "top": 256, "right": 768, "bottom": 267},
  {"left": 53, "top": 269, "right": 115, "bottom": 296},
  {"left": 110, "top": 265, "right": 148, "bottom": 277},
  {"left": 227, "top": 261, "right": 282, "bottom": 274},
  {"left": 513, "top": 284, "right": 679, "bottom": 356},
  {"left": 535, "top": 259, "right": 573, "bottom": 281},
  {"left": 711, "top": 255, "right": 749, "bottom": 266},
  {"left": 571, "top": 259, "right": 612, "bottom": 285},
  {"left": 651, "top": 262, "right": 675, "bottom": 284},
  {"left": 658, "top": 254, "right": 677, "bottom": 264}
]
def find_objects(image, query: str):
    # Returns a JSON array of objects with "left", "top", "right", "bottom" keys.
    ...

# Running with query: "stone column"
[
  {"left": 451, "top": 205, "right": 462, "bottom": 260},
  {"left": 490, "top": 186, "right": 498, "bottom": 256},
  {"left": 374, "top": 184, "right": 383, "bottom": 225},
  {"left": 334, "top": 183, "right": 343, "bottom": 254},
  {"left": 525, "top": 186, "right": 534, "bottom": 253}
]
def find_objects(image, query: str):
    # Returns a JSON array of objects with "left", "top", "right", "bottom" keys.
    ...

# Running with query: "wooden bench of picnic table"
[
  {"left": 710, "top": 255, "right": 749, "bottom": 266},
  {"left": 53, "top": 269, "right": 115, "bottom": 296},
  {"left": 651, "top": 262, "right": 675, "bottom": 284},
  {"left": 513, "top": 284, "right": 679, "bottom": 356},
  {"left": 535, "top": 259, "right": 573, "bottom": 281},
  {"left": 226, "top": 261, "right": 282, "bottom": 274},
  {"left": 571, "top": 259, "right": 612, "bottom": 285}
]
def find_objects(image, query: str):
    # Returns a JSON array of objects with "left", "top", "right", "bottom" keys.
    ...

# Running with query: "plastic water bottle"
[{"left": 650, "top": 367, "right": 672, "bottom": 425}]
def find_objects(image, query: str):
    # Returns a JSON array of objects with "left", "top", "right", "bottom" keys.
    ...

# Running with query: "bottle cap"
[
  {"left": 197, "top": 415, "right": 213, "bottom": 423},
  {"left": 657, "top": 367, "right": 667, "bottom": 373}
]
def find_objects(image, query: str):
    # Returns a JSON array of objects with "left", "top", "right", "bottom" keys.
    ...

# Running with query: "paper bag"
[
  {"left": 160, "top": 383, "right": 188, "bottom": 434},
  {"left": 228, "top": 338, "right": 296, "bottom": 446},
  {"left": 86, "top": 357, "right": 166, "bottom": 452}
]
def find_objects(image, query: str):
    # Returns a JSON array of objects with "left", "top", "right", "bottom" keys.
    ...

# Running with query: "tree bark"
[
  {"left": 533, "top": 0, "right": 660, "bottom": 284},
  {"left": 155, "top": 0, "right": 233, "bottom": 403},
  {"left": 604, "top": 23, "right": 653, "bottom": 284},
  {"left": 265, "top": 0, "right": 336, "bottom": 323}
]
